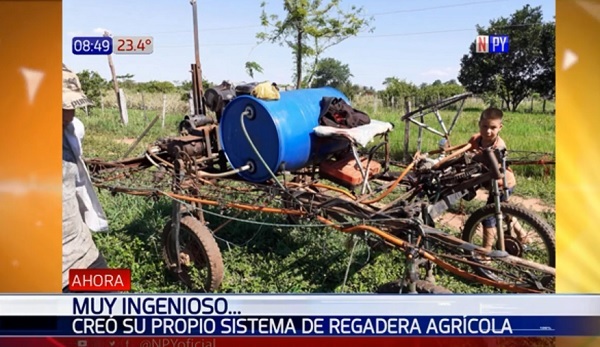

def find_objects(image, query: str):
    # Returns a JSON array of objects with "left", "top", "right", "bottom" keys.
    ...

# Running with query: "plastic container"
[
  {"left": 319, "top": 154, "right": 382, "bottom": 187},
  {"left": 218, "top": 87, "right": 349, "bottom": 182}
]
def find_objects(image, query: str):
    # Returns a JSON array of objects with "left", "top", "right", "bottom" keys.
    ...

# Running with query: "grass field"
[{"left": 79, "top": 97, "right": 555, "bottom": 294}]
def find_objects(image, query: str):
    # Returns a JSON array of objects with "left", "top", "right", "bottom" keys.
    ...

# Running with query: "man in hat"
[{"left": 62, "top": 64, "right": 109, "bottom": 292}]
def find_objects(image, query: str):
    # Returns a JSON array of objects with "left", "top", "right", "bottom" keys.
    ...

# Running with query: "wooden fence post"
[
  {"left": 104, "top": 30, "right": 127, "bottom": 125},
  {"left": 162, "top": 94, "right": 167, "bottom": 128},
  {"left": 403, "top": 97, "right": 412, "bottom": 163},
  {"left": 141, "top": 92, "right": 147, "bottom": 122},
  {"left": 118, "top": 88, "right": 129, "bottom": 125},
  {"left": 188, "top": 90, "right": 195, "bottom": 115}
]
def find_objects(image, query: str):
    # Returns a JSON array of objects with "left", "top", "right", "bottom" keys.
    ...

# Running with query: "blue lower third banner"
[{"left": 0, "top": 316, "right": 599, "bottom": 336}]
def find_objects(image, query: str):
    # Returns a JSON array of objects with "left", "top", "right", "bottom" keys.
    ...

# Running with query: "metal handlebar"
[
  {"left": 430, "top": 143, "right": 472, "bottom": 170},
  {"left": 483, "top": 148, "right": 503, "bottom": 180}
]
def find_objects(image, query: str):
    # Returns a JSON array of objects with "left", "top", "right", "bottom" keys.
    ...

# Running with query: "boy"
[{"left": 467, "top": 107, "right": 524, "bottom": 251}]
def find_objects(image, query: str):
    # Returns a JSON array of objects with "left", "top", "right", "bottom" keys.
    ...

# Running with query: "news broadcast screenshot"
[{"left": 0, "top": 0, "right": 597, "bottom": 346}]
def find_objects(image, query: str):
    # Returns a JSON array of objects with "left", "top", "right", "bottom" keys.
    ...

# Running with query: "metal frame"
[
  {"left": 89, "top": 131, "right": 556, "bottom": 294},
  {"left": 401, "top": 93, "right": 472, "bottom": 161}
]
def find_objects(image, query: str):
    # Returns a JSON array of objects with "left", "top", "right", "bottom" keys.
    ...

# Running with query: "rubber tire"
[
  {"left": 162, "top": 215, "right": 224, "bottom": 292},
  {"left": 377, "top": 280, "right": 453, "bottom": 294},
  {"left": 460, "top": 202, "right": 555, "bottom": 281}
]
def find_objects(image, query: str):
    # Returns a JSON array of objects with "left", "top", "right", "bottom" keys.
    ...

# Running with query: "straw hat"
[{"left": 62, "top": 64, "right": 93, "bottom": 110}]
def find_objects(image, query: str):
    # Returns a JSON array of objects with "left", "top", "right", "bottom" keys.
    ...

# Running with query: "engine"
[{"left": 154, "top": 114, "right": 222, "bottom": 167}]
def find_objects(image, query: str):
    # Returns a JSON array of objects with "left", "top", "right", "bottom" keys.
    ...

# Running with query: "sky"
[{"left": 63, "top": 0, "right": 555, "bottom": 90}]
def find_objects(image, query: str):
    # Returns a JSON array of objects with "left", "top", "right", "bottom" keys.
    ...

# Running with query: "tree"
[
  {"left": 76, "top": 70, "right": 107, "bottom": 107},
  {"left": 245, "top": 61, "right": 264, "bottom": 79},
  {"left": 379, "top": 77, "right": 418, "bottom": 108},
  {"left": 379, "top": 77, "right": 466, "bottom": 108},
  {"left": 457, "top": 5, "right": 555, "bottom": 111},
  {"left": 420, "top": 80, "right": 466, "bottom": 105},
  {"left": 113, "top": 74, "right": 136, "bottom": 90},
  {"left": 310, "top": 57, "right": 352, "bottom": 88},
  {"left": 257, "top": 0, "right": 373, "bottom": 89},
  {"left": 176, "top": 79, "right": 213, "bottom": 101},
  {"left": 535, "top": 20, "right": 555, "bottom": 112},
  {"left": 116, "top": 73, "right": 134, "bottom": 80}
]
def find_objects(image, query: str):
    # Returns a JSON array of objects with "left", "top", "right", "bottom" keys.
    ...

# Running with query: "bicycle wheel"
[
  {"left": 162, "top": 216, "right": 224, "bottom": 292},
  {"left": 461, "top": 203, "right": 555, "bottom": 289}
]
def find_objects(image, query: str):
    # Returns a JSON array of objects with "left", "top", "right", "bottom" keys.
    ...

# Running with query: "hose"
[
  {"left": 240, "top": 108, "right": 286, "bottom": 190},
  {"left": 197, "top": 164, "right": 251, "bottom": 178},
  {"left": 239, "top": 107, "right": 303, "bottom": 206},
  {"left": 361, "top": 153, "right": 419, "bottom": 205}
]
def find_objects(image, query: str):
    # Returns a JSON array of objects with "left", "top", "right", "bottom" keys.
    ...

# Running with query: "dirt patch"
[
  {"left": 435, "top": 191, "right": 555, "bottom": 233},
  {"left": 435, "top": 213, "right": 467, "bottom": 232},
  {"left": 475, "top": 190, "right": 555, "bottom": 213},
  {"left": 114, "top": 138, "right": 136, "bottom": 145}
]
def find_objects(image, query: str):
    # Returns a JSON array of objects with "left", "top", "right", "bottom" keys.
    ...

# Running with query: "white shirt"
[{"left": 64, "top": 117, "right": 109, "bottom": 232}]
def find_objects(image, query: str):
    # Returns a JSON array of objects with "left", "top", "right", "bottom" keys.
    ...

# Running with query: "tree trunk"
[
  {"left": 530, "top": 97, "right": 534, "bottom": 113},
  {"left": 543, "top": 99, "right": 547, "bottom": 113},
  {"left": 295, "top": 30, "right": 303, "bottom": 89},
  {"left": 304, "top": 54, "right": 319, "bottom": 88},
  {"left": 500, "top": 97, "right": 510, "bottom": 110},
  {"left": 511, "top": 101, "right": 519, "bottom": 112},
  {"left": 510, "top": 95, "right": 526, "bottom": 112}
]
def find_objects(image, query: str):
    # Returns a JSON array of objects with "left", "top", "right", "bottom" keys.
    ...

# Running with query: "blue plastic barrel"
[{"left": 218, "top": 86, "right": 349, "bottom": 182}]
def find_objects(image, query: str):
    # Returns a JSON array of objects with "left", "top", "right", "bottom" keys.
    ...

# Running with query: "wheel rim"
[
  {"left": 162, "top": 217, "right": 223, "bottom": 292},
  {"left": 465, "top": 212, "right": 554, "bottom": 289}
]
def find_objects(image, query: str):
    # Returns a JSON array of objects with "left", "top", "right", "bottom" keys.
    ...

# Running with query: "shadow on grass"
[{"left": 462, "top": 106, "right": 484, "bottom": 113}]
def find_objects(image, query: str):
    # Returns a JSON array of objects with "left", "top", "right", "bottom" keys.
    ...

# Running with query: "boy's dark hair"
[{"left": 480, "top": 107, "right": 503, "bottom": 122}]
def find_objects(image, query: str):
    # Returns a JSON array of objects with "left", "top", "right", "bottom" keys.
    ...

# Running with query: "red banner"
[{"left": 68, "top": 269, "right": 132, "bottom": 292}]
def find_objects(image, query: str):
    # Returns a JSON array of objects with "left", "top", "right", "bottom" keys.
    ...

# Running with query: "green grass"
[{"left": 78, "top": 101, "right": 555, "bottom": 294}]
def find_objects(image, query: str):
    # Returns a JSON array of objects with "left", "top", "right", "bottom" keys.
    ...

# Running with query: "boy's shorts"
[{"left": 482, "top": 187, "right": 515, "bottom": 228}]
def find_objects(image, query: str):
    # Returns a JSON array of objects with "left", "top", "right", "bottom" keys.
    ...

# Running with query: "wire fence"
[{"left": 93, "top": 90, "right": 555, "bottom": 119}]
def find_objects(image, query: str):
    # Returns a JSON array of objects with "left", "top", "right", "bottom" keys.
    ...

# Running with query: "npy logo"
[{"left": 475, "top": 35, "right": 509, "bottom": 53}]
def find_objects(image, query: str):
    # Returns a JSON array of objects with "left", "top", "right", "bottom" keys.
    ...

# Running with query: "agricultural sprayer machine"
[{"left": 85, "top": 1, "right": 555, "bottom": 295}]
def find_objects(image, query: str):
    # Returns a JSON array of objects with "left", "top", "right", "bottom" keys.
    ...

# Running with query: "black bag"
[
  {"left": 205, "top": 81, "right": 235, "bottom": 113},
  {"left": 318, "top": 97, "right": 371, "bottom": 129},
  {"left": 235, "top": 82, "right": 259, "bottom": 96}
]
